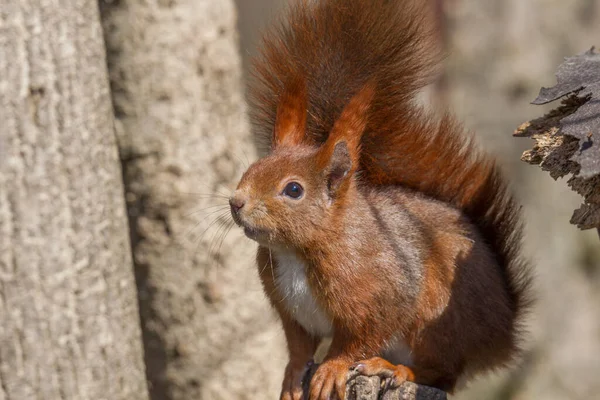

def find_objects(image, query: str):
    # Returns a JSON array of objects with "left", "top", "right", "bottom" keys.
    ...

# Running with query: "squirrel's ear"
[
  {"left": 317, "top": 82, "right": 375, "bottom": 191},
  {"left": 326, "top": 141, "right": 353, "bottom": 193},
  {"left": 273, "top": 77, "right": 308, "bottom": 148}
]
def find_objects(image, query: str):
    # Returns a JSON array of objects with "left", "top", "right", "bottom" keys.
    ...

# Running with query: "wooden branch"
[
  {"left": 302, "top": 364, "right": 447, "bottom": 400},
  {"left": 346, "top": 376, "right": 447, "bottom": 400}
]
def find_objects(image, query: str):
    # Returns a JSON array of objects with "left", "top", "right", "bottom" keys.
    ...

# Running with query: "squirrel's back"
[{"left": 249, "top": 0, "right": 530, "bottom": 351}]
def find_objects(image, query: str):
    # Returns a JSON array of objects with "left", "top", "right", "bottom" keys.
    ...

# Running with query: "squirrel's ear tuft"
[
  {"left": 273, "top": 77, "right": 308, "bottom": 148},
  {"left": 317, "top": 82, "right": 375, "bottom": 190},
  {"left": 326, "top": 82, "right": 375, "bottom": 162}
]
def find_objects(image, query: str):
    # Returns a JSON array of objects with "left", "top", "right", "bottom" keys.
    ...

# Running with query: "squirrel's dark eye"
[{"left": 283, "top": 182, "right": 304, "bottom": 199}]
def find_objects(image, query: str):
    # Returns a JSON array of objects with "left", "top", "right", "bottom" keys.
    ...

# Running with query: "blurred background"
[{"left": 233, "top": 1, "right": 600, "bottom": 399}]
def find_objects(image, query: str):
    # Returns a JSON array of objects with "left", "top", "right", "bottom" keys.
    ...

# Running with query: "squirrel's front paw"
[
  {"left": 280, "top": 360, "right": 313, "bottom": 400},
  {"left": 350, "top": 357, "right": 415, "bottom": 388},
  {"left": 308, "top": 358, "right": 351, "bottom": 400}
]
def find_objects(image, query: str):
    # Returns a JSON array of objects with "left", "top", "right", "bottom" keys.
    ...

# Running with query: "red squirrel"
[{"left": 229, "top": 0, "right": 531, "bottom": 399}]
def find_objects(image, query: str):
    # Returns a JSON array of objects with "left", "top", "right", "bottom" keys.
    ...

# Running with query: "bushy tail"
[
  {"left": 249, "top": 0, "right": 440, "bottom": 151},
  {"left": 249, "top": 0, "right": 530, "bottom": 316}
]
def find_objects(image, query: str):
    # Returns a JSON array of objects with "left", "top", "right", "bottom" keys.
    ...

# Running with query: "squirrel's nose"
[{"left": 229, "top": 195, "right": 246, "bottom": 215}]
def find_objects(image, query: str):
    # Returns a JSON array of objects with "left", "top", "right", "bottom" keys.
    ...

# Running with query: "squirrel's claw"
[
  {"left": 350, "top": 357, "right": 415, "bottom": 389},
  {"left": 281, "top": 360, "right": 313, "bottom": 400},
  {"left": 309, "top": 359, "right": 350, "bottom": 400}
]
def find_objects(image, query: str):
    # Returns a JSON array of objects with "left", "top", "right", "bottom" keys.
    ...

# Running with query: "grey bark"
[
  {"left": 302, "top": 366, "right": 447, "bottom": 400},
  {"left": 347, "top": 378, "right": 446, "bottom": 400},
  {"left": 99, "top": 1, "right": 286, "bottom": 399},
  {"left": 0, "top": 1, "right": 148, "bottom": 400}
]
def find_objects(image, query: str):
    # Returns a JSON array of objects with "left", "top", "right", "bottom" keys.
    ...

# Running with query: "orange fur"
[
  {"left": 274, "top": 77, "right": 309, "bottom": 148},
  {"left": 231, "top": 1, "right": 532, "bottom": 399}
]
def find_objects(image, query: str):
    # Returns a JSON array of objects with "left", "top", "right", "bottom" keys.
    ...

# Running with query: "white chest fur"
[{"left": 273, "top": 251, "right": 333, "bottom": 337}]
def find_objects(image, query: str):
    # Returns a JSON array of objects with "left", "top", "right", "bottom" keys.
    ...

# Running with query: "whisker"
[
  {"left": 259, "top": 259, "right": 270, "bottom": 277},
  {"left": 269, "top": 248, "right": 276, "bottom": 287},
  {"left": 185, "top": 207, "right": 229, "bottom": 233},
  {"left": 207, "top": 214, "right": 233, "bottom": 263},
  {"left": 204, "top": 218, "right": 231, "bottom": 287},
  {"left": 212, "top": 219, "right": 236, "bottom": 267},
  {"left": 192, "top": 220, "right": 224, "bottom": 276},
  {"left": 231, "top": 151, "right": 250, "bottom": 170},
  {"left": 179, "top": 191, "right": 231, "bottom": 200},
  {"left": 187, "top": 209, "right": 231, "bottom": 245},
  {"left": 193, "top": 212, "right": 232, "bottom": 270},
  {"left": 186, "top": 182, "right": 233, "bottom": 199},
  {"left": 241, "top": 149, "right": 252, "bottom": 169},
  {"left": 184, "top": 204, "right": 229, "bottom": 218},
  {"left": 209, "top": 216, "right": 230, "bottom": 253}
]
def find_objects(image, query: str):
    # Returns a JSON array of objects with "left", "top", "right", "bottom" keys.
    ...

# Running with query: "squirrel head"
[{"left": 230, "top": 81, "right": 374, "bottom": 249}]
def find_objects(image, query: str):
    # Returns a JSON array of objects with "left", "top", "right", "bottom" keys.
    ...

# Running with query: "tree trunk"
[
  {"left": 0, "top": 1, "right": 148, "bottom": 400},
  {"left": 99, "top": 1, "right": 286, "bottom": 399}
]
